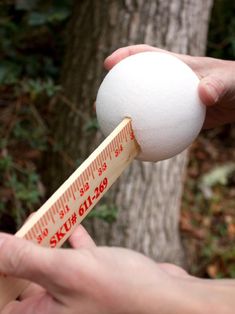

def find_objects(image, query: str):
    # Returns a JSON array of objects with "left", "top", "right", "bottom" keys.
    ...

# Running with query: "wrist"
[
  {"left": 178, "top": 277, "right": 235, "bottom": 314},
  {"left": 131, "top": 275, "right": 204, "bottom": 314}
]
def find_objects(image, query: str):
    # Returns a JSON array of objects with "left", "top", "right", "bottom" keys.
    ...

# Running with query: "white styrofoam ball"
[{"left": 96, "top": 52, "right": 205, "bottom": 162}]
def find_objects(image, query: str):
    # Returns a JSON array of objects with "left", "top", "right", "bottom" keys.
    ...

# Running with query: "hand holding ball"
[{"left": 96, "top": 52, "right": 205, "bottom": 162}]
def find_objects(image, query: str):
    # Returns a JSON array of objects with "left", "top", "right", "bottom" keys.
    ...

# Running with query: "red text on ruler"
[{"left": 49, "top": 177, "right": 108, "bottom": 248}]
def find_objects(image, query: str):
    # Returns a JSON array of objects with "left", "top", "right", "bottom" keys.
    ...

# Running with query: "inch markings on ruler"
[{"left": 0, "top": 118, "right": 140, "bottom": 310}]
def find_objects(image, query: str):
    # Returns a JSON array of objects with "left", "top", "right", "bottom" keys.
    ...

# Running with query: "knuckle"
[{"left": 4, "top": 239, "right": 31, "bottom": 275}]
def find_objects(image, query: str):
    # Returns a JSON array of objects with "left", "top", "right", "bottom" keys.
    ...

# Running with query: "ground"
[{"left": 181, "top": 125, "right": 235, "bottom": 278}]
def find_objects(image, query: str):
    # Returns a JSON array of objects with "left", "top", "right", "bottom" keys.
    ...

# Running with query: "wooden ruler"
[{"left": 0, "top": 118, "right": 140, "bottom": 310}]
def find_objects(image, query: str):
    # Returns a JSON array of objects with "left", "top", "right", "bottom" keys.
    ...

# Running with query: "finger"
[
  {"left": 68, "top": 225, "right": 96, "bottom": 249},
  {"left": 0, "top": 233, "right": 73, "bottom": 294},
  {"left": 19, "top": 283, "right": 45, "bottom": 300},
  {"left": 104, "top": 44, "right": 157, "bottom": 70},
  {"left": 198, "top": 75, "right": 226, "bottom": 106},
  {"left": 2, "top": 293, "right": 61, "bottom": 314},
  {"left": 103, "top": 44, "right": 196, "bottom": 71},
  {"left": 2, "top": 301, "right": 19, "bottom": 314}
]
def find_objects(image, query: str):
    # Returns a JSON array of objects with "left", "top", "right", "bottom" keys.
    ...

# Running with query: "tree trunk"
[{"left": 50, "top": 0, "right": 213, "bottom": 265}]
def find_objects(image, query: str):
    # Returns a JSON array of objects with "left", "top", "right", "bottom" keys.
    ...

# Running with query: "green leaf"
[
  {"left": 200, "top": 163, "right": 235, "bottom": 187},
  {"left": 28, "top": 8, "right": 70, "bottom": 26},
  {"left": 88, "top": 204, "right": 118, "bottom": 223},
  {"left": 0, "top": 61, "right": 22, "bottom": 84},
  {"left": 28, "top": 12, "right": 47, "bottom": 26},
  {"left": 46, "top": 8, "right": 70, "bottom": 23},
  {"left": 0, "top": 156, "right": 12, "bottom": 171},
  {"left": 15, "top": 0, "right": 39, "bottom": 11},
  {"left": 84, "top": 118, "right": 99, "bottom": 132}
]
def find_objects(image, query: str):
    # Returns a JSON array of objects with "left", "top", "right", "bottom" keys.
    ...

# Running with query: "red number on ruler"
[
  {"left": 80, "top": 182, "right": 90, "bottom": 196},
  {"left": 130, "top": 131, "right": 134, "bottom": 140},
  {"left": 59, "top": 205, "right": 70, "bottom": 219},
  {"left": 115, "top": 144, "right": 123, "bottom": 157},
  {"left": 78, "top": 178, "right": 108, "bottom": 217},
  {"left": 37, "top": 228, "right": 49, "bottom": 244},
  {"left": 98, "top": 162, "right": 107, "bottom": 176},
  {"left": 50, "top": 213, "right": 77, "bottom": 248}
]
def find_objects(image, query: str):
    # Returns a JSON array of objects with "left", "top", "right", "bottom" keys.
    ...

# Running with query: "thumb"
[
  {"left": 69, "top": 225, "right": 96, "bottom": 249},
  {"left": 198, "top": 75, "right": 226, "bottom": 106}
]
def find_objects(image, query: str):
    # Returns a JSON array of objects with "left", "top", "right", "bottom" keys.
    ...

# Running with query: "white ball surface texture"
[{"left": 96, "top": 52, "right": 205, "bottom": 162}]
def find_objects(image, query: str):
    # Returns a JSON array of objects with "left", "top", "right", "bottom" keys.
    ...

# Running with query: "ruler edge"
[
  {"left": 0, "top": 117, "right": 140, "bottom": 310},
  {"left": 16, "top": 118, "right": 138, "bottom": 238}
]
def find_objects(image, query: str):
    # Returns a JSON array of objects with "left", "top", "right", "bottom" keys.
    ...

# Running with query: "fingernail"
[{"left": 205, "top": 83, "right": 220, "bottom": 104}]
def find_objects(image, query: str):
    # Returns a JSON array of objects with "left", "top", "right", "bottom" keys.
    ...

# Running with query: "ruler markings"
[
  {"left": 81, "top": 171, "right": 85, "bottom": 183},
  {"left": 82, "top": 171, "right": 86, "bottom": 184},
  {"left": 40, "top": 218, "right": 45, "bottom": 228},
  {"left": 67, "top": 190, "right": 70, "bottom": 202},
  {"left": 91, "top": 163, "right": 95, "bottom": 179},
  {"left": 105, "top": 146, "right": 108, "bottom": 160},
  {"left": 121, "top": 129, "right": 124, "bottom": 141},
  {"left": 24, "top": 233, "right": 30, "bottom": 240},
  {"left": 87, "top": 166, "right": 91, "bottom": 179},
  {"left": 55, "top": 202, "right": 59, "bottom": 214},
  {"left": 0, "top": 118, "right": 140, "bottom": 309},
  {"left": 68, "top": 186, "right": 73, "bottom": 200},
  {"left": 115, "top": 135, "right": 119, "bottom": 149},
  {"left": 57, "top": 200, "right": 61, "bottom": 212},
  {"left": 110, "top": 139, "right": 114, "bottom": 155},
  {"left": 62, "top": 194, "right": 66, "bottom": 205},
  {"left": 75, "top": 179, "right": 79, "bottom": 192},
  {"left": 124, "top": 123, "right": 128, "bottom": 140},
  {"left": 100, "top": 151, "right": 103, "bottom": 165},
  {"left": 34, "top": 224, "right": 38, "bottom": 234},
  {"left": 94, "top": 158, "right": 97, "bottom": 173},
  {"left": 64, "top": 190, "right": 68, "bottom": 203},
  {"left": 117, "top": 132, "right": 120, "bottom": 145},
  {"left": 28, "top": 232, "right": 33, "bottom": 241},
  {"left": 113, "top": 135, "right": 116, "bottom": 150},
  {"left": 59, "top": 198, "right": 64, "bottom": 210},
  {"left": 118, "top": 133, "right": 120, "bottom": 147},
  {"left": 37, "top": 222, "right": 42, "bottom": 233},
  {"left": 71, "top": 183, "right": 75, "bottom": 194},
  {"left": 49, "top": 211, "right": 55, "bottom": 224},
  {"left": 80, "top": 172, "right": 84, "bottom": 185},
  {"left": 113, "top": 137, "right": 116, "bottom": 154},
  {"left": 97, "top": 155, "right": 101, "bottom": 168},
  {"left": 32, "top": 228, "right": 36, "bottom": 239},
  {"left": 72, "top": 191, "right": 76, "bottom": 201},
  {"left": 52, "top": 206, "right": 56, "bottom": 215},
  {"left": 84, "top": 169, "right": 88, "bottom": 182},
  {"left": 45, "top": 212, "right": 50, "bottom": 223},
  {"left": 42, "top": 215, "right": 47, "bottom": 226}
]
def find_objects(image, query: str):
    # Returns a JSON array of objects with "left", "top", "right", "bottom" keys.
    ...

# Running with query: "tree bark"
[{"left": 50, "top": 0, "right": 213, "bottom": 265}]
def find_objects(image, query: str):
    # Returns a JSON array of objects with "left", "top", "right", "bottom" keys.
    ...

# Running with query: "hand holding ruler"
[{"left": 0, "top": 118, "right": 140, "bottom": 310}]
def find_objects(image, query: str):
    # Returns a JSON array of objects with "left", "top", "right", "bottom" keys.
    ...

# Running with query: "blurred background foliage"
[
  {"left": 181, "top": 0, "right": 235, "bottom": 278},
  {"left": 0, "top": 0, "right": 72, "bottom": 232},
  {"left": 207, "top": 0, "right": 235, "bottom": 60},
  {"left": 0, "top": 0, "right": 235, "bottom": 278}
]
